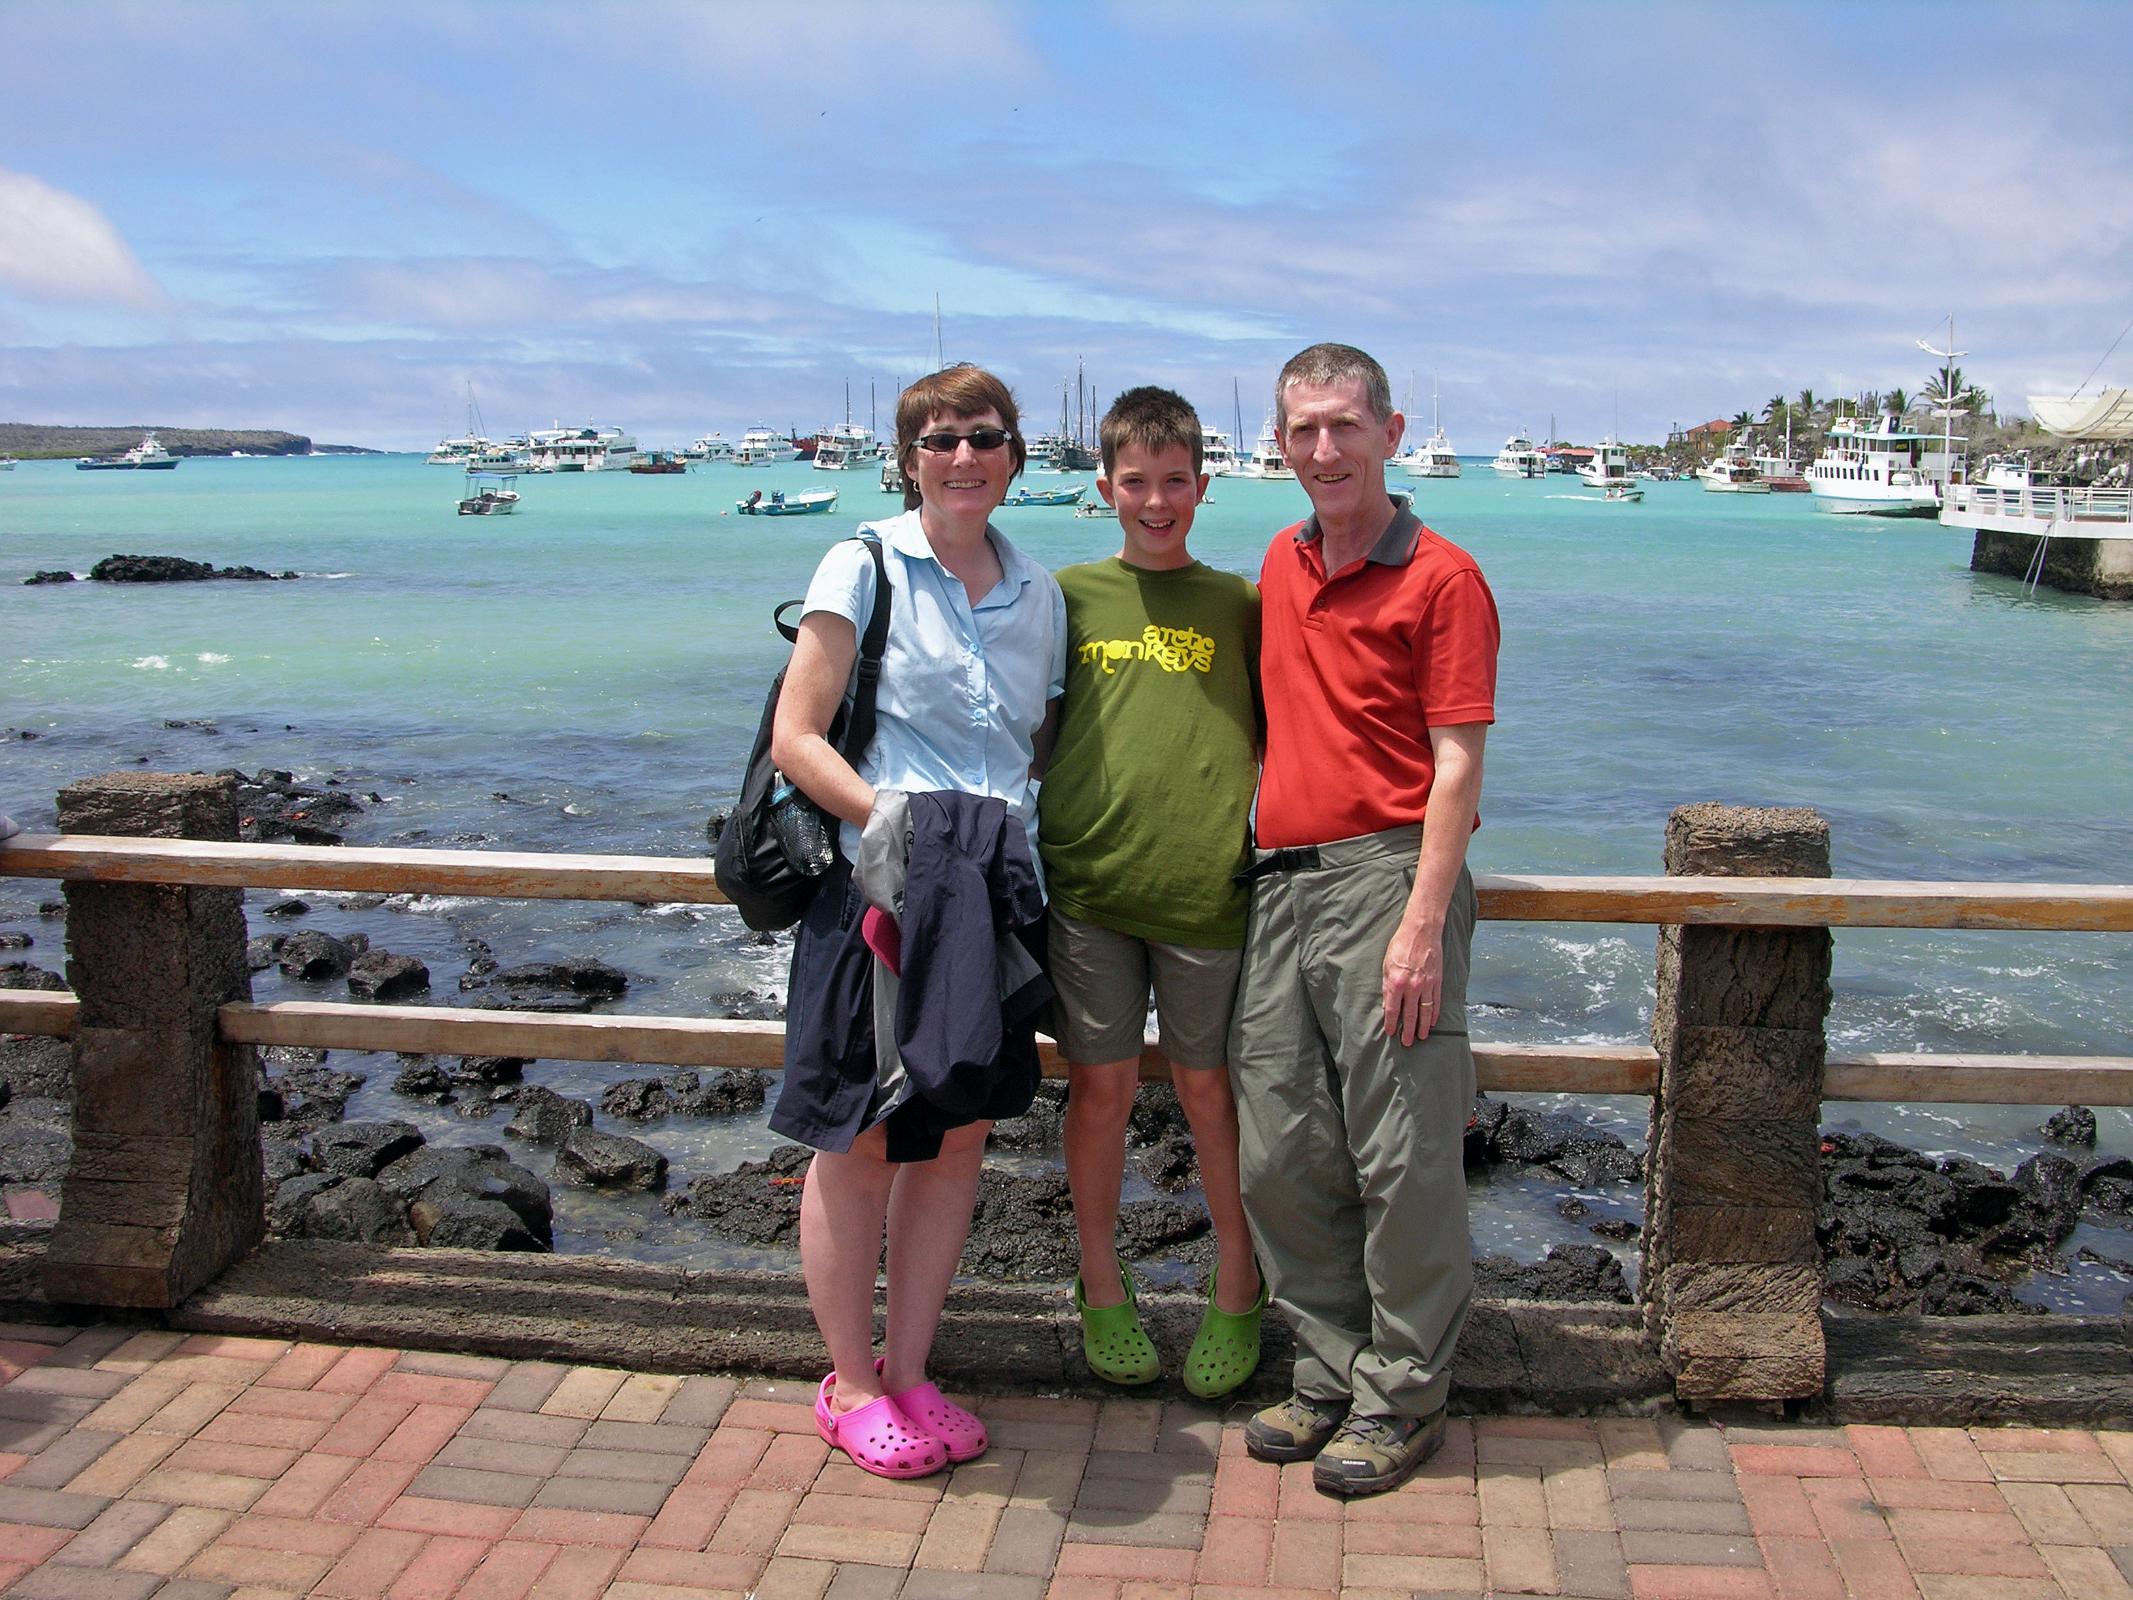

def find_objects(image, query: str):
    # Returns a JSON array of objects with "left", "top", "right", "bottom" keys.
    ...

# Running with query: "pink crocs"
[
  {"left": 887, "top": 1379, "right": 988, "bottom": 1462},
  {"left": 814, "top": 1373, "right": 947, "bottom": 1480}
]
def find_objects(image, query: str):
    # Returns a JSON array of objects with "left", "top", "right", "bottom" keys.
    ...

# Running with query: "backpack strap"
[
  {"left": 842, "top": 533, "right": 890, "bottom": 762},
  {"left": 769, "top": 533, "right": 891, "bottom": 760}
]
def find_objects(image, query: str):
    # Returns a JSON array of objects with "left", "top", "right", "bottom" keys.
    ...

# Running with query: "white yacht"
[
  {"left": 1699, "top": 439, "right": 1772, "bottom": 494},
  {"left": 525, "top": 425, "right": 641, "bottom": 473},
  {"left": 1237, "top": 417, "right": 1294, "bottom": 480},
  {"left": 1200, "top": 425, "right": 1238, "bottom": 477},
  {"left": 426, "top": 433, "right": 487, "bottom": 467},
  {"left": 1490, "top": 434, "right": 1546, "bottom": 478},
  {"left": 812, "top": 422, "right": 877, "bottom": 471},
  {"left": 735, "top": 426, "right": 799, "bottom": 466},
  {"left": 684, "top": 433, "right": 735, "bottom": 463},
  {"left": 1806, "top": 415, "right": 1956, "bottom": 516},
  {"left": 1400, "top": 378, "right": 1461, "bottom": 477},
  {"left": 1578, "top": 436, "right": 1635, "bottom": 492}
]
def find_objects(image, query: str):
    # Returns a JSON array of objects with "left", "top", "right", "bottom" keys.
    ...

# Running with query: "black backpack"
[{"left": 714, "top": 535, "right": 890, "bottom": 931}]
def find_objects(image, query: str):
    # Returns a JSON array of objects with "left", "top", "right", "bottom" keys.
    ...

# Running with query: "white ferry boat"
[
  {"left": 1397, "top": 378, "right": 1462, "bottom": 478},
  {"left": 1578, "top": 435, "right": 1635, "bottom": 492},
  {"left": 735, "top": 426, "right": 799, "bottom": 466},
  {"left": 1200, "top": 425, "right": 1238, "bottom": 477},
  {"left": 1490, "top": 434, "right": 1546, "bottom": 478},
  {"left": 76, "top": 434, "right": 180, "bottom": 471},
  {"left": 525, "top": 425, "right": 641, "bottom": 473},
  {"left": 1699, "top": 439, "right": 1772, "bottom": 494},
  {"left": 1806, "top": 415, "right": 1954, "bottom": 516},
  {"left": 684, "top": 434, "right": 734, "bottom": 463}
]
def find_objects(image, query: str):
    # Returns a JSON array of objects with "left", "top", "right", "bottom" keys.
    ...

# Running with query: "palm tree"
[
  {"left": 1922, "top": 366, "right": 1979, "bottom": 415},
  {"left": 1886, "top": 387, "right": 1911, "bottom": 417},
  {"left": 1796, "top": 388, "right": 1818, "bottom": 419},
  {"left": 1731, "top": 409, "right": 1754, "bottom": 430},
  {"left": 1764, "top": 395, "right": 1788, "bottom": 425}
]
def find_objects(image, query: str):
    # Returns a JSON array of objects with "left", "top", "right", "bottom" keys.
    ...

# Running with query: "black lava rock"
[
  {"left": 504, "top": 1086, "right": 594, "bottom": 1144},
  {"left": 347, "top": 951, "right": 430, "bottom": 1001},
  {"left": 555, "top": 1128, "right": 669, "bottom": 1191},
  {"left": 2042, "top": 1106, "right": 2098, "bottom": 1147}
]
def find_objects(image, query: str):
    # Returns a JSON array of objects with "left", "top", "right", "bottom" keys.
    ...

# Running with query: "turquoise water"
[{"left": 4, "top": 456, "right": 2130, "bottom": 1303}]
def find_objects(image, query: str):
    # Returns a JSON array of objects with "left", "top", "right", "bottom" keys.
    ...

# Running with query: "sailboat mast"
[{"left": 933, "top": 295, "right": 943, "bottom": 370}]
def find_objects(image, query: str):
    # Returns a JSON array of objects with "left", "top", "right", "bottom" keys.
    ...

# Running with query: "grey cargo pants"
[{"left": 1227, "top": 826, "right": 1476, "bottom": 1419}]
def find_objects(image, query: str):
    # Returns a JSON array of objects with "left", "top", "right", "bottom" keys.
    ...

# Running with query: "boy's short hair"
[
  {"left": 1274, "top": 343, "right": 1394, "bottom": 431},
  {"left": 1099, "top": 386, "right": 1202, "bottom": 477},
  {"left": 895, "top": 364, "right": 1026, "bottom": 511}
]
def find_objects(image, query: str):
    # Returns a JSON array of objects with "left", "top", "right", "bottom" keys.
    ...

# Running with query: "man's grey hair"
[{"left": 1275, "top": 343, "right": 1395, "bottom": 431}]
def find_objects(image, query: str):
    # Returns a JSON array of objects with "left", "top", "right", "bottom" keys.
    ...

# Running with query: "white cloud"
[{"left": 0, "top": 168, "right": 166, "bottom": 308}]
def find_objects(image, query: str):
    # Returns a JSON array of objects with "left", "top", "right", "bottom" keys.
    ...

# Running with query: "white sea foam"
[
  {"left": 197, "top": 652, "right": 231, "bottom": 666},
  {"left": 132, "top": 655, "right": 170, "bottom": 671}
]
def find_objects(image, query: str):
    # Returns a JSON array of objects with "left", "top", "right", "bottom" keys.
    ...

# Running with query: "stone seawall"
[{"left": 1971, "top": 529, "right": 2133, "bottom": 601}]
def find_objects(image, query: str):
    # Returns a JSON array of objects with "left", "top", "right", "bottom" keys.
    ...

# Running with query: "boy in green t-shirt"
[{"left": 1039, "top": 387, "right": 1265, "bottom": 1398}]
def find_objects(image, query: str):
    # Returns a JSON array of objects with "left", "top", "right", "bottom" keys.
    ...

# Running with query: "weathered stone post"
[
  {"left": 1643, "top": 803, "right": 1832, "bottom": 1408},
  {"left": 43, "top": 773, "right": 264, "bottom": 1307}
]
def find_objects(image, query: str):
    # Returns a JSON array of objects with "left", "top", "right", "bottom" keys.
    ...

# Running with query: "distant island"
[{"left": 0, "top": 424, "right": 380, "bottom": 459}]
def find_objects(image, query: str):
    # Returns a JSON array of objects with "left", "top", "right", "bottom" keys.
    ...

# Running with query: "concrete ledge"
[{"left": 143, "top": 1239, "right": 1669, "bottom": 1411}]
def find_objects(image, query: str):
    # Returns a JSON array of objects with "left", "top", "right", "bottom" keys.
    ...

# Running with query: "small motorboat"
[
  {"left": 737, "top": 487, "right": 839, "bottom": 517},
  {"left": 1073, "top": 500, "right": 1116, "bottom": 519},
  {"left": 1601, "top": 482, "right": 1644, "bottom": 503},
  {"left": 457, "top": 474, "right": 521, "bottom": 515},
  {"left": 628, "top": 451, "right": 687, "bottom": 474},
  {"left": 1002, "top": 483, "right": 1087, "bottom": 508}
]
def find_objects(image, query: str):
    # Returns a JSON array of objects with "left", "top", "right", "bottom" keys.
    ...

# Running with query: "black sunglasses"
[{"left": 913, "top": 428, "right": 1013, "bottom": 454}]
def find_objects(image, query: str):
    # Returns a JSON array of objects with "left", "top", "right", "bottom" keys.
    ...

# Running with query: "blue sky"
[{"left": 3, "top": 0, "right": 2129, "bottom": 450}]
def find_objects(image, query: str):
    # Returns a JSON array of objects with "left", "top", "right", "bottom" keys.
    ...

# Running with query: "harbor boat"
[
  {"left": 1490, "top": 434, "right": 1546, "bottom": 478},
  {"left": 1073, "top": 500, "right": 1115, "bottom": 519},
  {"left": 525, "top": 425, "right": 641, "bottom": 473},
  {"left": 468, "top": 437, "right": 530, "bottom": 470},
  {"left": 734, "top": 426, "right": 799, "bottom": 466},
  {"left": 1237, "top": 416, "right": 1295, "bottom": 480},
  {"left": 1699, "top": 439, "right": 1772, "bottom": 494},
  {"left": 0, "top": 457, "right": 14, "bottom": 470},
  {"left": 813, "top": 417, "right": 880, "bottom": 471},
  {"left": 683, "top": 433, "right": 735, "bottom": 463},
  {"left": 76, "top": 433, "right": 179, "bottom": 471},
  {"left": 1002, "top": 483, "right": 1087, "bottom": 509},
  {"left": 737, "top": 487, "right": 838, "bottom": 517},
  {"left": 628, "top": 451, "right": 687, "bottom": 474},
  {"left": 456, "top": 474, "right": 520, "bottom": 515},
  {"left": 1751, "top": 418, "right": 1809, "bottom": 491},
  {"left": 1401, "top": 425, "right": 1462, "bottom": 479},
  {"left": 879, "top": 455, "right": 906, "bottom": 496},
  {"left": 1602, "top": 482, "right": 1645, "bottom": 504},
  {"left": 1200, "top": 425, "right": 1238, "bottom": 477},
  {"left": 1578, "top": 435, "right": 1636, "bottom": 493},
  {"left": 1806, "top": 414, "right": 1955, "bottom": 516},
  {"left": 426, "top": 432, "right": 486, "bottom": 466}
]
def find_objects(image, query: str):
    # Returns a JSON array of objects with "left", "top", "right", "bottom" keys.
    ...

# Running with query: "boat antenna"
[
  {"left": 1432, "top": 370, "right": 1441, "bottom": 435},
  {"left": 933, "top": 294, "right": 943, "bottom": 370}
]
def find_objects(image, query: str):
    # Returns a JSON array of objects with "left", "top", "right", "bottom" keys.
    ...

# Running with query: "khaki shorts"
[{"left": 1046, "top": 907, "right": 1243, "bottom": 1070}]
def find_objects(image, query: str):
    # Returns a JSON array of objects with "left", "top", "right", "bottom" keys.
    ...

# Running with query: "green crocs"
[
  {"left": 1183, "top": 1265, "right": 1267, "bottom": 1400},
  {"left": 1075, "top": 1268, "right": 1160, "bottom": 1386}
]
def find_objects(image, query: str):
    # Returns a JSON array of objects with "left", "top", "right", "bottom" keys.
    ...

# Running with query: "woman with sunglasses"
[{"left": 768, "top": 364, "right": 1065, "bottom": 1479}]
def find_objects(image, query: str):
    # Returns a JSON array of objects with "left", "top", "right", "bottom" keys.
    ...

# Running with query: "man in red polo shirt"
[{"left": 1231, "top": 342, "right": 1499, "bottom": 1496}]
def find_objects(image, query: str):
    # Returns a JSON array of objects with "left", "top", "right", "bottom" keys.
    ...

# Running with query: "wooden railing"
[
  {"left": 3, "top": 832, "right": 2129, "bottom": 1105},
  {"left": 5, "top": 786, "right": 2131, "bottom": 1409}
]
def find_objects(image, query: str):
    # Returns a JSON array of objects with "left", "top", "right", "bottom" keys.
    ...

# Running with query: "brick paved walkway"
[{"left": 0, "top": 1324, "right": 2127, "bottom": 1598}]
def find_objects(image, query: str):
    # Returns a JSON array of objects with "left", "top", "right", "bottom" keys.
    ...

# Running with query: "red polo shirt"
[{"left": 1255, "top": 506, "right": 1499, "bottom": 849}]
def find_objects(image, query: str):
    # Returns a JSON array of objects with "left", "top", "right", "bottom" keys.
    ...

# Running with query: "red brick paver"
[{"left": 0, "top": 1322, "right": 2119, "bottom": 1595}]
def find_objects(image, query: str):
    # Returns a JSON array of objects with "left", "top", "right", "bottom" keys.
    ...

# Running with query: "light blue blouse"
[{"left": 801, "top": 508, "right": 1067, "bottom": 865}]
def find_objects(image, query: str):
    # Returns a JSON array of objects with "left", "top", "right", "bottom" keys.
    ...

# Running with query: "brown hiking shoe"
[
  {"left": 1242, "top": 1394, "right": 1348, "bottom": 1463},
  {"left": 1311, "top": 1408, "right": 1446, "bottom": 1496}
]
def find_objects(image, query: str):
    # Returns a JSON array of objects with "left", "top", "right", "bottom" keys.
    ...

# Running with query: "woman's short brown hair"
[{"left": 895, "top": 364, "right": 1026, "bottom": 511}]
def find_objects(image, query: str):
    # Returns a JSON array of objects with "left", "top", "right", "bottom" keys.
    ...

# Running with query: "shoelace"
[{"left": 1340, "top": 1414, "right": 1414, "bottom": 1449}]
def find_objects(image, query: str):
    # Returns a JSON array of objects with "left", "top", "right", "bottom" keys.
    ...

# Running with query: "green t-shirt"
[{"left": 1038, "top": 558, "right": 1260, "bottom": 947}]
